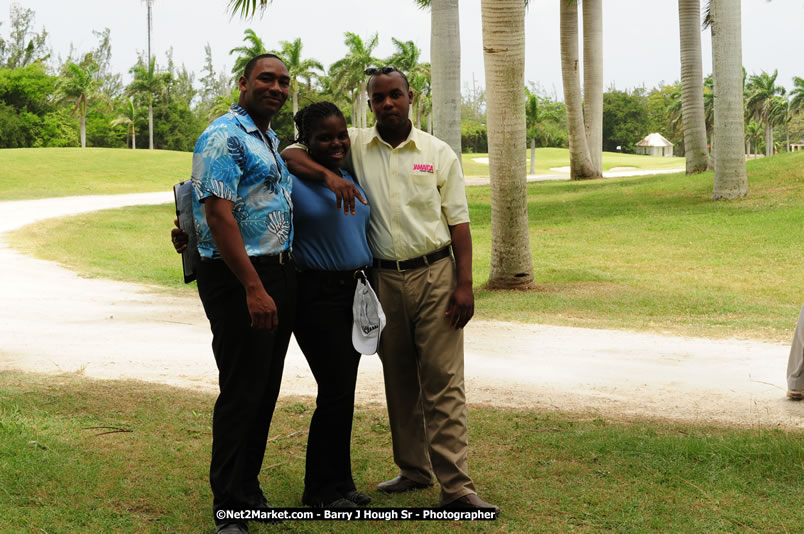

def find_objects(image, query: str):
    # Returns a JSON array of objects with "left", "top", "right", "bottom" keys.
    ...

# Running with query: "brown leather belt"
[{"left": 373, "top": 247, "right": 451, "bottom": 272}]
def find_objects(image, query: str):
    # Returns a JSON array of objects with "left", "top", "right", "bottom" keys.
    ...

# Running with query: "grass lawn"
[
  {"left": 0, "top": 147, "right": 191, "bottom": 200},
  {"left": 0, "top": 147, "right": 683, "bottom": 202},
  {"left": 9, "top": 151, "right": 804, "bottom": 341},
  {"left": 461, "top": 148, "right": 685, "bottom": 177},
  {"left": 2, "top": 371, "right": 803, "bottom": 533}
]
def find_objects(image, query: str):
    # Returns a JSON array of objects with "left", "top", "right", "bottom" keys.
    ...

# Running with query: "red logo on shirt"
[{"left": 413, "top": 163, "right": 434, "bottom": 173}]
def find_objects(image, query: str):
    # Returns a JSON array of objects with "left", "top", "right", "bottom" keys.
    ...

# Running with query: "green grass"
[
  {"left": 0, "top": 147, "right": 682, "bottom": 202},
  {"left": 2, "top": 370, "right": 803, "bottom": 532},
  {"left": 0, "top": 147, "right": 191, "bottom": 200},
  {"left": 461, "top": 148, "right": 685, "bottom": 177},
  {"left": 10, "top": 151, "right": 804, "bottom": 341}
]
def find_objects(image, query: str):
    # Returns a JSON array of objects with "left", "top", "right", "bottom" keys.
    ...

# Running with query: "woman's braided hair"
[{"left": 294, "top": 102, "right": 345, "bottom": 146}]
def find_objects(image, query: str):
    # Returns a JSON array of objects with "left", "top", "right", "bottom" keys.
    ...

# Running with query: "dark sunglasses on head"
[{"left": 364, "top": 66, "right": 399, "bottom": 76}]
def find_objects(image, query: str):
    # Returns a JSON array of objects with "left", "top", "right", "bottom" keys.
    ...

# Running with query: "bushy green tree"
[{"left": 602, "top": 88, "right": 650, "bottom": 153}]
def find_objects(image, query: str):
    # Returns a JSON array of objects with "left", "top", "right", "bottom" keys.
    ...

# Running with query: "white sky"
[{"left": 3, "top": 0, "right": 802, "bottom": 98}]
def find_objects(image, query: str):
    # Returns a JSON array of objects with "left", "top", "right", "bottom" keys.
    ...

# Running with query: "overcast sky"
[{"left": 3, "top": 0, "right": 802, "bottom": 98}]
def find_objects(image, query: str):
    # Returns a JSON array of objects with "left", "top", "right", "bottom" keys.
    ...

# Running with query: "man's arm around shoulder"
[{"left": 281, "top": 146, "right": 366, "bottom": 215}]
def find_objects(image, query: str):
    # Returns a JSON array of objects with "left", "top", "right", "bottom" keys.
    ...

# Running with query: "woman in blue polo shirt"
[{"left": 290, "top": 102, "right": 373, "bottom": 509}]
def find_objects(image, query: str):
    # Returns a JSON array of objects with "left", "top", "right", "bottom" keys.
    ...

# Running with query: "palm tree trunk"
[
  {"left": 359, "top": 80, "right": 367, "bottom": 128},
  {"left": 582, "top": 0, "right": 603, "bottom": 176},
  {"left": 765, "top": 124, "right": 772, "bottom": 156},
  {"left": 530, "top": 138, "right": 536, "bottom": 174},
  {"left": 481, "top": 0, "right": 534, "bottom": 290},
  {"left": 292, "top": 81, "right": 299, "bottom": 137},
  {"left": 132, "top": 126, "right": 136, "bottom": 150},
  {"left": 148, "top": 100, "right": 154, "bottom": 150},
  {"left": 711, "top": 0, "right": 747, "bottom": 200},
  {"left": 560, "top": 0, "right": 595, "bottom": 179},
  {"left": 431, "top": 0, "right": 463, "bottom": 163},
  {"left": 678, "top": 0, "right": 710, "bottom": 173},
  {"left": 80, "top": 113, "right": 86, "bottom": 148}
]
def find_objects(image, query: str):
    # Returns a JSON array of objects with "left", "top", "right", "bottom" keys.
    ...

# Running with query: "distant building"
[{"left": 635, "top": 133, "right": 674, "bottom": 157}]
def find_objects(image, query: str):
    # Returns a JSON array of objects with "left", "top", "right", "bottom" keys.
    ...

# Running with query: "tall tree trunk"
[
  {"left": 132, "top": 126, "right": 136, "bottom": 150},
  {"left": 431, "top": 0, "right": 462, "bottom": 164},
  {"left": 582, "top": 0, "right": 603, "bottom": 176},
  {"left": 765, "top": 124, "right": 772, "bottom": 156},
  {"left": 80, "top": 112, "right": 86, "bottom": 148},
  {"left": 351, "top": 91, "right": 357, "bottom": 128},
  {"left": 530, "top": 138, "right": 536, "bottom": 174},
  {"left": 711, "top": 0, "right": 747, "bottom": 200},
  {"left": 481, "top": 0, "right": 534, "bottom": 290},
  {"left": 148, "top": 99, "right": 154, "bottom": 150},
  {"left": 359, "top": 80, "right": 367, "bottom": 128},
  {"left": 292, "top": 82, "right": 299, "bottom": 137},
  {"left": 678, "top": 0, "right": 710, "bottom": 173},
  {"left": 560, "top": 0, "right": 595, "bottom": 179}
]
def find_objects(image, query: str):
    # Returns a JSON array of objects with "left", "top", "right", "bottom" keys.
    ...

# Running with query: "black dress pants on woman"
[
  {"left": 294, "top": 270, "right": 362, "bottom": 506},
  {"left": 197, "top": 258, "right": 297, "bottom": 524}
]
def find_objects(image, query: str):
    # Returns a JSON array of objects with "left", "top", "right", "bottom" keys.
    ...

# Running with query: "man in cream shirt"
[{"left": 283, "top": 67, "right": 498, "bottom": 512}]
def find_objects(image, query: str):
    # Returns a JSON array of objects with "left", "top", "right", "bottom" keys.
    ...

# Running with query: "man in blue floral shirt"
[{"left": 190, "top": 53, "right": 296, "bottom": 534}]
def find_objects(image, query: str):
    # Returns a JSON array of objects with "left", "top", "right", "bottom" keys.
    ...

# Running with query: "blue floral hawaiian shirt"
[{"left": 191, "top": 104, "right": 294, "bottom": 259}]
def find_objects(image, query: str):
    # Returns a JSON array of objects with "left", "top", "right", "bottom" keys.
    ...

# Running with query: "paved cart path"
[{"left": 1, "top": 193, "right": 800, "bottom": 428}]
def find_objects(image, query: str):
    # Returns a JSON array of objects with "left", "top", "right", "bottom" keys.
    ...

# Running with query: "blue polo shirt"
[
  {"left": 191, "top": 105, "right": 294, "bottom": 259},
  {"left": 291, "top": 168, "right": 372, "bottom": 271}
]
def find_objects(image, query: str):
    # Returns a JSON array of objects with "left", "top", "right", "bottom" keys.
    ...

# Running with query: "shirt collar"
[
  {"left": 366, "top": 123, "right": 420, "bottom": 151},
  {"left": 230, "top": 104, "right": 279, "bottom": 146}
]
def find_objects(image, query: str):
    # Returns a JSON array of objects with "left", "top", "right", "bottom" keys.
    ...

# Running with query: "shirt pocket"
[{"left": 408, "top": 172, "right": 438, "bottom": 211}]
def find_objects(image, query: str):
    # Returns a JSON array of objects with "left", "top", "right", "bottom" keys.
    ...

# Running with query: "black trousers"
[
  {"left": 197, "top": 258, "right": 297, "bottom": 521},
  {"left": 294, "top": 270, "right": 362, "bottom": 505}
]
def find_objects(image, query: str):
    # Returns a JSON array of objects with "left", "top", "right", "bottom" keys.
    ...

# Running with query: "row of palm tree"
[{"left": 221, "top": 0, "right": 782, "bottom": 289}]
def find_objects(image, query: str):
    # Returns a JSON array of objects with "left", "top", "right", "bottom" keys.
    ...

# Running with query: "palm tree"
[
  {"left": 329, "top": 32, "right": 379, "bottom": 128},
  {"left": 387, "top": 38, "right": 431, "bottom": 126},
  {"left": 744, "top": 120, "right": 761, "bottom": 157},
  {"left": 710, "top": 0, "right": 747, "bottom": 200},
  {"left": 226, "top": 0, "right": 272, "bottom": 18},
  {"left": 745, "top": 70, "right": 786, "bottom": 157},
  {"left": 582, "top": 0, "right": 603, "bottom": 176},
  {"left": 56, "top": 55, "right": 99, "bottom": 148},
  {"left": 111, "top": 97, "right": 137, "bottom": 149},
  {"left": 560, "top": 0, "right": 595, "bottom": 179},
  {"left": 481, "top": 0, "right": 534, "bottom": 290},
  {"left": 416, "top": 0, "right": 463, "bottom": 161},
  {"left": 128, "top": 56, "right": 167, "bottom": 150},
  {"left": 143, "top": 0, "right": 154, "bottom": 64},
  {"left": 677, "top": 0, "right": 710, "bottom": 173},
  {"left": 790, "top": 76, "right": 804, "bottom": 114},
  {"left": 229, "top": 28, "right": 268, "bottom": 79},
  {"left": 274, "top": 37, "right": 323, "bottom": 135}
]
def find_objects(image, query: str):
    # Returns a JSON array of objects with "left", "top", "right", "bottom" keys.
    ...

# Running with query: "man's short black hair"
[
  {"left": 365, "top": 66, "right": 410, "bottom": 94},
  {"left": 243, "top": 53, "right": 285, "bottom": 79}
]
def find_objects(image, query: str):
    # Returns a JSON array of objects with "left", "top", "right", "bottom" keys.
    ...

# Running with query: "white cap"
[{"left": 352, "top": 273, "right": 386, "bottom": 355}]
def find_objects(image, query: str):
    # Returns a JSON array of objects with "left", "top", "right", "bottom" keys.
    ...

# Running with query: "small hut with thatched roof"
[{"left": 635, "top": 133, "right": 674, "bottom": 157}]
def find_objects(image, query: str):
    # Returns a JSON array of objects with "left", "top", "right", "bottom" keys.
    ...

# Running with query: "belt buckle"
[
  {"left": 279, "top": 251, "right": 287, "bottom": 265},
  {"left": 395, "top": 259, "right": 405, "bottom": 273}
]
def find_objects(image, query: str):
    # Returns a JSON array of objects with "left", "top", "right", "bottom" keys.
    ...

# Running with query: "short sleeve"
[
  {"left": 438, "top": 147, "right": 470, "bottom": 225},
  {"left": 191, "top": 128, "right": 242, "bottom": 203}
]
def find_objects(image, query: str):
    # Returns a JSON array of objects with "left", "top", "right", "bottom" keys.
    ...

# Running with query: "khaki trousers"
[
  {"left": 372, "top": 256, "right": 476, "bottom": 504},
  {"left": 786, "top": 303, "right": 804, "bottom": 391}
]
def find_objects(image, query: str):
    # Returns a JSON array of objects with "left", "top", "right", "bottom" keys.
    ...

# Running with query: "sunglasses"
[{"left": 364, "top": 66, "right": 400, "bottom": 76}]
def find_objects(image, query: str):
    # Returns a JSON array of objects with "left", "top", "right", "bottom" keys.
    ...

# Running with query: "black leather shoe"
[
  {"left": 377, "top": 475, "right": 433, "bottom": 493},
  {"left": 443, "top": 494, "right": 500, "bottom": 514},
  {"left": 249, "top": 495, "right": 282, "bottom": 524},
  {"left": 216, "top": 522, "right": 248, "bottom": 534},
  {"left": 344, "top": 489, "right": 372, "bottom": 506}
]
